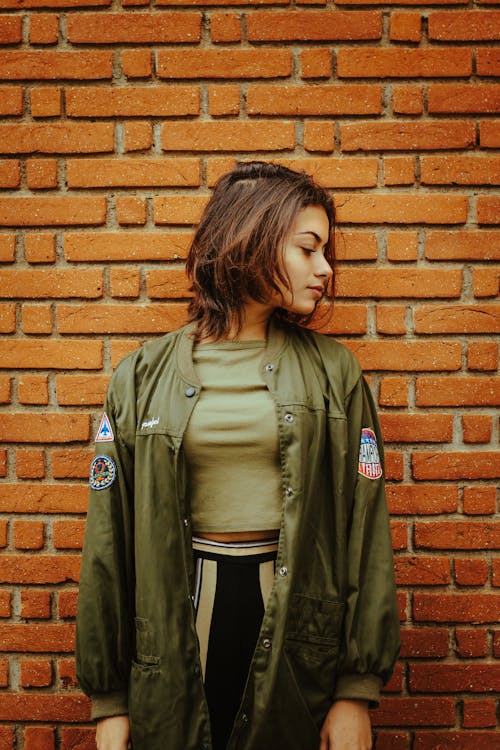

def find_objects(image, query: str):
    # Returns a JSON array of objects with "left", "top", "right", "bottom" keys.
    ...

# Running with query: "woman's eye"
[{"left": 301, "top": 247, "right": 315, "bottom": 255}]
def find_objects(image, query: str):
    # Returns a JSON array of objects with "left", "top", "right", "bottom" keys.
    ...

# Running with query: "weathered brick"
[
  {"left": 67, "top": 12, "right": 201, "bottom": 43},
  {"left": 24, "top": 234, "right": 56, "bottom": 264},
  {"left": 0, "top": 15, "right": 22, "bottom": 43},
  {"left": 20, "top": 659, "right": 52, "bottom": 688},
  {"left": 0, "top": 414, "right": 90, "bottom": 443},
  {"left": 22, "top": 305, "right": 53, "bottom": 335},
  {"left": 414, "top": 594, "right": 500, "bottom": 623},
  {"left": 247, "top": 84, "right": 381, "bottom": 115},
  {"left": 334, "top": 194, "right": 467, "bottom": 224},
  {"left": 57, "top": 303, "right": 188, "bottom": 334},
  {"left": 473, "top": 268, "right": 499, "bottom": 298},
  {"left": 66, "top": 86, "right": 199, "bottom": 117},
  {"left": 480, "top": 120, "right": 500, "bottom": 148},
  {"left": 66, "top": 158, "right": 200, "bottom": 188},
  {"left": 247, "top": 11, "right": 382, "bottom": 41},
  {"left": 0, "top": 197, "right": 106, "bottom": 227},
  {"left": 387, "top": 231, "right": 418, "bottom": 262},
  {"left": 428, "top": 84, "right": 500, "bottom": 113},
  {"left": 0, "top": 483, "right": 93, "bottom": 514},
  {"left": 30, "top": 87, "right": 61, "bottom": 118},
  {"left": 158, "top": 49, "right": 291, "bottom": 78},
  {"left": 161, "top": 121, "right": 295, "bottom": 152},
  {"left": 395, "top": 556, "right": 450, "bottom": 585},
  {"left": 210, "top": 12, "right": 241, "bottom": 43},
  {"left": 376, "top": 305, "right": 406, "bottom": 334},
  {"left": 335, "top": 232, "right": 378, "bottom": 261},
  {"left": 0, "top": 693, "right": 89, "bottom": 722},
  {"left": 116, "top": 196, "right": 147, "bottom": 226},
  {"left": 0, "top": 303, "right": 15, "bottom": 333},
  {"left": 146, "top": 269, "right": 190, "bottom": 299},
  {"left": 463, "top": 486, "right": 496, "bottom": 515},
  {"left": 455, "top": 628, "right": 488, "bottom": 658},
  {"left": 392, "top": 84, "right": 423, "bottom": 114},
  {"left": 415, "top": 522, "right": 500, "bottom": 550},
  {"left": 0, "top": 377, "right": 10, "bottom": 404},
  {"left": 0, "top": 269, "right": 103, "bottom": 298},
  {"left": 462, "top": 699, "right": 497, "bottom": 728},
  {"left": 338, "top": 48, "right": 471, "bottom": 77},
  {"left": 24, "top": 726, "right": 55, "bottom": 750},
  {"left": 111, "top": 340, "right": 140, "bottom": 368},
  {"left": 454, "top": 558, "right": 489, "bottom": 585},
  {"left": 278, "top": 157, "right": 378, "bottom": 187},
  {"left": 29, "top": 13, "right": 59, "bottom": 45},
  {"left": 414, "top": 305, "right": 500, "bottom": 334},
  {"left": 0, "top": 160, "right": 19, "bottom": 188},
  {"left": 410, "top": 663, "right": 500, "bottom": 693},
  {"left": 58, "top": 658, "right": 78, "bottom": 689},
  {"left": 51, "top": 449, "right": 92, "bottom": 479},
  {"left": 384, "top": 157, "right": 414, "bottom": 186},
  {"left": 58, "top": 591, "right": 79, "bottom": 619},
  {"left": 421, "top": 155, "right": 500, "bottom": 185},
  {"left": 121, "top": 49, "right": 151, "bottom": 78},
  {"left": 341, "top": 120, "right": 475, "bottom": 151},
  {"left": 53, "top": 520, "right": 85, "bottom": 550},
  {"left": 428, "top": 11, "right": 500, "bottom": 40},
  {"left": 462, "top": 415, "right": 492, "bottom": 443},
  {"left": 379, "top": 376, "right": 409, "bottom": 407},
  {"left": 0, "top": 51, "right": 112, "bottom": 80},
  {"left": 0, "top": 340, "right": 102, "bottom": 370},
  {"left": 414, "top": 733, "right": 500, "bottom": 750},
  {"left": 380, "top": 414, "right": 453, "bottom": 443},
  {"left": 336, "top": 268, "right": 461, "bottom": 298},
  {"left": 345, "top": 340, "right": 461, "bottom": 371},
  {"left": 153, "top": 196, "right": 207, "bottom": 225},
  {"left": 371, "top": 698, "right": 455, "bottom": 727},
  {"left": 21, "top": 590, "right": 51, "bottom": 620},
  {"left": 18, "top": 375, "right": 49, "bottom": 405},
  {"left": 123, "top": 122, "right": 153, "bottom": 153},
  {"left": 0, "top": 123, "right": 113, "bottom": 154},
  {"left": 55, "top": 375, "right": 110, "bottom": 406},
  {"left": 208, "top": 85, "right": 240, "bottom": 117},
  {"left": 412, "top": 452, "right": 499, "bottom": 480},
  {"left": 0, "top": 235, "right": 16, "bottom": 262},
  {"left": 15, "top": 450, "right": 45, "bottom": 481},
  {"left": 467, "top": 342, "right": 498, "bottom": 371},
  {"left": 426, "top": 230, "right": 500, "bottom": 260},
  {"left": 390, "top": 12, "right": 422, "bottom": 41},
  {"left": 400, "top": 628, "right": 449, "bottom": 658},
  {"left": 65, "top": 232, "right": 192, "bottom": 261},
  {"left": 109, "top": 268, "right": 141, "bottom": 298},
  {"left": 0, "top": 556, "right": 80, "bottom": 584},
  {"left": 477, "top": 48, "right": 500, "bottom": 76},
  {"left": 477, "top": 196, "right": 500, "bottom": 225},
  {"left": 416, "top": 376, "right": 500, "bottom": 406},
  {"left": 300, "top": 48, "right": 332, "bottom": 78},
  {"left": 0, "top": 85, "right": 22, "bottom": 115}
]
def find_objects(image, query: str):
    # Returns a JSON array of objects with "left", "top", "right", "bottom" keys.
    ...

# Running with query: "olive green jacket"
[{"left": 76, "top": 320, "right": 400, "bottom": 750}]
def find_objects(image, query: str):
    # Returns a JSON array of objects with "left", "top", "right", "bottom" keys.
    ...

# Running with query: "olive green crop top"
[{"left": 183, "top": 340, "right": 282, "bottom": 533}]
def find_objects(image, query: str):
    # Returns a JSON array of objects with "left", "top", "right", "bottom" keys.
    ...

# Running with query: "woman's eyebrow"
[{"left": 295, "top": 231, "right": 322, "bottom": 242}]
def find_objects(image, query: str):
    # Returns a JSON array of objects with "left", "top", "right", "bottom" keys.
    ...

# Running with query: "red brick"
[
  {"left": 412, "top": 452, "right": 499, "bottom": 480},
  {"left": 18, "top": 375, "right": 49, "bottom": 405},
  {"left": 0, "top": 197, "right": 106, "bottom": 227},
  {"left": 0, "top": 414, "right": 90, "bottom": 443},
  {"left": 467, "top": 342, "right": 498, "bottom": 371},
  {"left": 65, "top": 232, "right": 191, "bottom": 262},
  {"left": 426, "top": 230, "right": 500, "bottom": 261},
  {"left": 462, "top": 699, "right": 497, "bottom": 728},
  {"left": 55, "top": 375, "right": 110, "bottom": 406},
  {"left": 414, "top": 733, "right": 500, "bottom": 750},
  {"left": 341, "top": 120, "right": 475, "bottom": 151},
  {"left": 428, "top": 84, "right": 500, "bottom": 113},
  {"left": 115, "top": 197, "right": 146, "bottom": 226},
  {"left": 415, "top": 305, "right": 500, "bottom": 334},
  {"left": 24, "top": 726, "right": 55, "bottom": 750},
  {"left": 208, "top": 85, "right": 240, "bottom": 117},
  {"left": 462, "top": 415, "right": 492, "bottom": 443},
  {"left": 455, "top": 558, "right": 488, "bottom": 586},
  {"left": 381, "top": 414, "right": 453, "bottom": 443},
  {"left": 463, "top": 486, "right": 496, "bottom": 515},
  {"left": 121, "top": 48, "right": 151, "bottom": 78},
  {"left": 387, "top": 231, "right": 418, "bottom": 262},
  {"left": 429, "top": 11, "right": 500, "bottom": 40},
  {"left": 0, "top": 15, "right": 21, "bottom": 43},
  {"left": 337, "top": 268, "right": 460, "bottom": 298},
  {"left": 153, "top": 196, "right": 207, "bottom": 225},
  {"left": 0, "top": 85, "right": 22, "bottom": 115},
  {"left": 371, "top": 697, "right": 455, "bottom": 727},
  {"left": 30, "top": 88, "right": 61, "bottom": 118},
  {"left": 20, "top": 659, "right": 52, "bottom": 688},
  {"left": 0, "top": 234, "right": 16, "bottom": 262},
  {"left": 494, "top": 631, "right": 500, "bottom": 658},
  {"left": 415, "top": 521, "right": 500, "bottom": 550},
  {"left": 334, "top": 194, "right": 467, "bottom": 224},
  {"left": 395, "top": 556, "right": 450, "bottom": 585},
  {"left": 158, "top": 49, "right": 291, "bottom": 79},
  {"left": 477, "top": 48, "right": 500, "bottom": 76},
  {"left": 0, "top": 520, "right": 6, "bottom": 544},
  {"left": 374, "top": 732, "right": 408, "bottom": 750},
  {"left": 478, "top": 196, "right": 500, "bottom": 225},
  {"left": 392, "top": 84, "right": 423, "bottom": 114},
  {"left": 29, "top": 13, "right": 59, "bottom": 44},
  {"left": 0, "top": 694, "right": 89, "bottom": 722},
  {"left": 346, "top": 340, "right": 461, "bottom": 371},
  {"left": 473, "top": 268, "right": 499, "bottom": 299},
  {"left": 379, "top": 377, "right": 409, "bottom": 407},
  {"left": 0, "top": 659, "right": 8, "bottom": 688},
  {"left": 51, "top": 449, "right": 92, "bottom": 479},
  {"left": 58, "top": 658, "right": 78, "bottom": 689},
  {"left": 210, "top": 13, "right": 241, "bottom": 43},
  {"left": 278, "top": 157, "right": 378, "bottom": 188},
  {"left": 421, "top": 155, "right": 500, "bottom": 185},
  {"left": 0, "top": 122, "right": 113, "bottom": 154},
  {"left": 21, "top": 590, "right": 51, "bottom": 619},
  {"left": 384, "top": 157, "right": 414, "bottom": 186},
  {"left": 400, "top": 628, "right": 449, "bottom": 658},
  {"left": 53, "top": 520, "right": 85, "bottom": 550},
  {"left": 416, "top": 376, "right": 500, "bottom": 406},
  {"left": 146, "top": 269, "right": 190, "bottom": 299},
  {"left": 338, "top": 48, "right": 471, "bottom": 77},
  {"left": 66, "top": 85, "right": 199, "bottom": 117},
  {"left": 58, "top": 591, "right": 78, "bottom": 619},
  {"left": 15, "top": 450, "right": 45, "bottom": 480},
  {"left": 390, "top": 12, "right": 421, "bottom": 41},
  {"left": 57, "top": 303, "right": 188, "bottom": 334},
  {"left": 455, "top": 628, "right": 488, "bottom": 658},
  {"left": 0, "top": 555, "right": 80, "bottom": 584},
  {"left": 0, "top": 303, "right": 15, "bottom": 333},
  {"left": 480, "top": 120, "right": 500, "bottom": 148},
  {"left": 335, "top": 232, "right": 378, "bottom": 261},
  {"left": 0, "top": 340, "right": 97, "bottom": 369},
  {"left": 247, "top": 11, "right": 382, "bottom": 41},
  {"left": 109, "top": 268, "right": 140, "bottom": 298},
  {"left": 24, "top": 234, "right": 56, "bottom": 263},
  {"left": 410, "top": 663, "right": 500, "bottom": 693},
  {"left": 22, "top": 305, "right": 53, "bottom": 335},
  {"left": 391, "top": 521, "right": 408, "bottom": 550},
  {"left": 123, "top": 122, "right": 153, "bottom": 152},
  {"left": 414, "top": 593, "right": 500, "bottom": 623},
  {"left": 0, "top": 483, "right": 88, "bottom": 514},
  {"left": 386, "top": 485, "right": 458, "bottom": 515},
  {"left": 317, "top": 305, "right": 367, "bottom": 336},
  {"left": 0, "top": 51, "right": 112, "bottom": 80},
  {"left": 161, "top": 121, "right": 294, "bottom": 152},
  {"left": 0, "top": 591, "right": 11, "bottom": 618},
  {"left": 493, "top": 560, "right": 500, "bottom": 587},
  {"left": 13, "top": 520, "right": 45, "bottom": 549},
  {"left": 247, "top": 84, "right": 381, "bottom": 115},
  {"left": 67, "top": 12, "right": 201, "bottom": 43},
  {"left": 0, "top": 159, "right": 19, "bottom": 188},
  {"left": 300, "top": 48, "right": 332, "bottom": 78},
  {"left": 66, "top": 158, "right": 199, "bottom": 188},
  {"left": 376, "top": 305, "right": 406, "bottom": 334}
]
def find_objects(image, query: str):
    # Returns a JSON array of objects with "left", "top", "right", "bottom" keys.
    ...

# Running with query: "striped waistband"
[{"left": 192, "top": 536, "right": 279, "bottom": 557}]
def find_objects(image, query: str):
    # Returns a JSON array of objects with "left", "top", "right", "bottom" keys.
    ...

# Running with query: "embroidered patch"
[
  {"left": 358, "top": 428, "right": 383, "bottom": 480},
  {"left": 89, "top": 455, "right": 117, "bottom": 491},
  {"left": 95, "top": 412, "right": 114, "bottom": 443}
]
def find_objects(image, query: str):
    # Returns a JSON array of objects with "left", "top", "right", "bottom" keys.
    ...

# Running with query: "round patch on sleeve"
[
  {"left": 358, "top": 428, "right": 383, "bottom": 480},
  {"left": 89, "top": 455, "right": 117, "bottom": 491}
]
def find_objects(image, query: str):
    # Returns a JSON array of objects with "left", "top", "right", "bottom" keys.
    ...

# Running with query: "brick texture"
[{"left": 0, "top": 1, "right": 498, "bottom": 744}]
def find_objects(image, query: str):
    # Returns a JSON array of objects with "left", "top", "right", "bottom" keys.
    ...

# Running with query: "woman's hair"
[{"left": 186, "top": 161, "right": 335, "bottom": 341}]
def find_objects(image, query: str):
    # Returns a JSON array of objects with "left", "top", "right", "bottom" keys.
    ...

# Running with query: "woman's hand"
[
  {"left": 319, "top": 699, "right": 372, "bottom": 750},
  {"left": 96, "top": 715, "right": 131, "bottom": 750}
]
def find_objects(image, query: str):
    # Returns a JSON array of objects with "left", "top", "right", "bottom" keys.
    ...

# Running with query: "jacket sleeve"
[
  {"left": 76, "top": 371, "right": 135, "bottom": 720},
  {"left": 334, "top": 375, "right": 400, "bottom": 707}
]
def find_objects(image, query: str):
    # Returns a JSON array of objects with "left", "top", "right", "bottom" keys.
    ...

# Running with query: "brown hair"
[{"left": 186, "top": 161, "right": 335, "bottom": 341}]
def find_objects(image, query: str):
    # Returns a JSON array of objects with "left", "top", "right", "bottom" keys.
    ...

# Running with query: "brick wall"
[{"left": 0, "top": 0, "right": 499, "bottom": 748}]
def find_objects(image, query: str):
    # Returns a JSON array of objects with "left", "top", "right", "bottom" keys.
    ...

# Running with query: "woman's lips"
[{"left": 308, "top": 286, "right": 324, "bottom": 299}]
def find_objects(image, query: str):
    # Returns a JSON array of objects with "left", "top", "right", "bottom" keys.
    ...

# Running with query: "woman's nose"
[{"left": 315, "top": 255, "right": 333, "bottom": 278}]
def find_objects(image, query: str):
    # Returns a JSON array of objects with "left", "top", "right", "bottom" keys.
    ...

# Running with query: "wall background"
[{"left": 0, "top": 0, "right": 499, "bottom": 748}]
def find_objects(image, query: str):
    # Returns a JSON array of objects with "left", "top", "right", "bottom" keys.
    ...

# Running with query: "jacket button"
[
  {"left": 284, "top": 413, "right": 294, "bottom": 423},
  {"left": 185, "top": 386, "right": 196, "bottom": 397},
  {"left": 194, "top": 665, "right": 201, "bottom": 677},
  {"left": 262, "top": 637, "right": 272, "bottom": 649},
  {"left": 286, "top": 487, "right": 293, "bottom": 497},
  {"left": 279, "top": 566, "right": 288, "bottom": 577},
  {"left": 183, "top": 518, "right": 189, "bottom": 527},
  {"left": 265, "top": 363, "right": 274, "bottom": 372},
  {"left": 241, "top": 713, "right": 248, "bottom": 724}
]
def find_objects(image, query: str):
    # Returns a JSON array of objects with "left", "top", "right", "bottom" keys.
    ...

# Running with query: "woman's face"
[{"left": 277, "top": 204, "right": 332, "bottom": 316}]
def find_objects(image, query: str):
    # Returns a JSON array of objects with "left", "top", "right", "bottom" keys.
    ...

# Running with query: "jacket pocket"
[
  {"left": 134, "top": 617, "right": 160, "bottom": 666},
  {"left": 284, "top": 594, "right": 344, "bottom": 726}
]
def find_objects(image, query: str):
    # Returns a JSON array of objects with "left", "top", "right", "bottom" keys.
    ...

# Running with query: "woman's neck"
[{"left": 201, "top": 301, "right": 274, "bottom": 343}]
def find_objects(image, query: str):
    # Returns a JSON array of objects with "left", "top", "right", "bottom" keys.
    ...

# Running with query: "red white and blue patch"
[
  {"left": 95, "top": 412, "right": 114, "bottom": 443},
  {"left": 89, "top": 455, "right": 116, "bottom": 491},
  {"left": 358, "top": 428, "right": 383, "bottom": 480}
]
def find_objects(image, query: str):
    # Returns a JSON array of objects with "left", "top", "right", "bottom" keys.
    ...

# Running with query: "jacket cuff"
[
  {"left": 90, "top": 690, "right": 128, "bottom": 721},
  {"left": 333, "top": 673, "right": 383, "bottom": 708}
]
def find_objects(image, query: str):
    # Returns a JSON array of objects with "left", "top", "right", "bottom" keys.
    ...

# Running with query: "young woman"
[{"left": 76, "top": 161, "right": 400, "bottom": 750}]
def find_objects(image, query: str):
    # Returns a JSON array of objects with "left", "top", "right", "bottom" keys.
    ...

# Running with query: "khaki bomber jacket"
[{"left": 76, "top": 320, "right": 401, "bottom": 750}]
